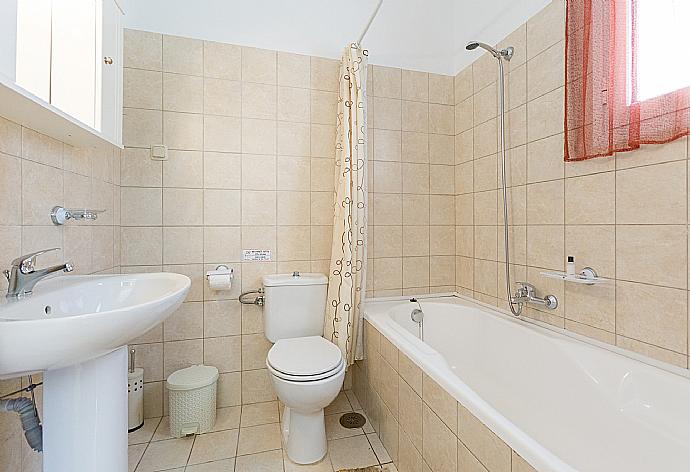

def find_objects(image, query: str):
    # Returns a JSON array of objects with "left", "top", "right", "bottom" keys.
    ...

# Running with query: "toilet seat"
[{"left": 267, "top": 336, "right": 343, "bottom": 382}]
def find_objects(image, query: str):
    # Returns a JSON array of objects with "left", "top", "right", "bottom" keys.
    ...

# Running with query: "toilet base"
[{"left": 282, "top": 406, "right": 328, "bottom": 464}]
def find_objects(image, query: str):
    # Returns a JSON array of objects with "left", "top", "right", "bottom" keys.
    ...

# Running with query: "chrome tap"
[
  {"left": 512, "top": 282, "right": 558, "bottom": 310},
  {"left": 3, "top": 248, "right": 74, "bottom": 298}
]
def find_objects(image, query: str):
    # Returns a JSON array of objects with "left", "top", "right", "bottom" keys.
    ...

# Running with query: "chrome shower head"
[{"left": 466, "top": 41, "right": 514, "bottom": 61}]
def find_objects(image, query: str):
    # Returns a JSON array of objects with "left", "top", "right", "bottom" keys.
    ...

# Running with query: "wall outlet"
[{"left": 150, "top": 144, "right": 168, "bottom": 160}]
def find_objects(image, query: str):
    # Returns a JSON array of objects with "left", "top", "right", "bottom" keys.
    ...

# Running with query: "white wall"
[
  {"left": 0, "top": 0, "right": 18, "bottom": 81},
  {"left": 124, "top": 0, "right": 455, "bottom": 74},
  {"left": 453, "top": 0, "right": 551, "bottom": 72},
  {"left": 124, "top": 0, "right": 553, "bottom": 75}
]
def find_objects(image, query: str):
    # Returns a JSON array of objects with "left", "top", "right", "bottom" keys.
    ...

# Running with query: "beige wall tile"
[
  {"left": 428, "top": 73, "right": 454, "bottom": 105},
  {"left": 242, "top": 47, "right": 277, "bottom": 85},
  {"left": 204, "top": 190, "right": 241, "bottom": 225},
  {"left": 124, "top": 68, "right": 162, "bottom": 109},
  {"left": 204, "top": 152, "right": 241, "bottom": 189},
  {"left": 163, "top": 188, "right": 203, "bottom": 226},
  {"left": 203, "top": 41, "right": 241, "bottom": 80},
  {"left": 402, "top": 70, "right": 429, "bottom": 102},
  {"left": 123, "top": 108, "right": 162, "bottom": 148},
  {"left": 526, "top": 87, "right": 563, "bottom": 142},
  {"left": 373, "top": 66, "right": 402, "bottom": 99},
  {"left": 0, "top": 154, "right": 22, "bottom": 225},
  {"left": 526, "top": 0, "right": 565, "bottom": 59},
  {"left": 204, "top": 115, "right": 242, "bottom": 153},
  {"left": 124, "top": 28, "right": 162, "bottom": 71},
  {"left": 616, "top": 280, "right": 687, "bottom": 353},
  {"left": 163, "top": 226, "right": 203, "bottom": 264},
  {"left": 422, "top": 404, "right": 457, "bottom": 472},
  {"left": 204, "top": 336, "right": 241, "bottom": 373},
  {"left": 526, "top": 180, "right": 564, "bottom": 225},
  {"left": 374, "top": 98, "right": 402, "bottom": 130},
  {"left": 163, "top": 73, "right": 203, "bottom": 113},
  {"left": 616, "top": 225, "right": 687, "bottom": 289},
  {"left": 203, "top": 227, "right": 241, "bottom": 263},
  {"left": 242, "top": 82, "right": 277, "bottom": 119},
  {"left": 616, "top": 161, "right": 687, "bottom": 224},
  {"left": 564, "top": 172, "right": 614, "bottom": 224},
  {"left": 204, "top": 78, "right": 241, "bottom": 116},
  {"left": 527, "top": 40, "right": 564, "bottom": 100},
  {"left": 163, "top": 35, "right": 203, "bottom": 75},
  {"left": 310, "top": 57, "right": 339, "bottom": 92},
  {"left": 121, "top": 187, "right": 162, "bottom": 226},
  {"left": 458, "top": 403, "right": 511, "bottom": 472},
  {"left": 242, "top": 119, "right": 276, "bottom": 155},
  {"left": 164, "top": 150, "right": 203, "bottom": 188},
  {"left": 278, "top": 52, "right": 310, "bottom": 88},
  {"left": 163, "top": 111, "right": 203, "bottom": 150},
  {"left": 277, "top": 86, "right": 310, "bottom": 122},
  {"left": 526, "top": 225, "right": 563, "bottom": 270}
]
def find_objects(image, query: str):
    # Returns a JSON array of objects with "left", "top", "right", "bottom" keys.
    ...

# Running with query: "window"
[
  {"left": 565, "top": 0, "right": 690, "bottom": 161},
  {"left": 630, "top": 0, "right": 690, "bottom": 103}
]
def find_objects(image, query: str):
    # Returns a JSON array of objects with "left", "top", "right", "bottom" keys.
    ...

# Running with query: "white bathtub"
[{"left": 363, "top": 295, "right": 690, "bottom": 472}]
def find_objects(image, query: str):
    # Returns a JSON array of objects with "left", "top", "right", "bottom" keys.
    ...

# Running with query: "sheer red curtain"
[{"left": 565, "top": 0, "right": 690, "bottom": 161}]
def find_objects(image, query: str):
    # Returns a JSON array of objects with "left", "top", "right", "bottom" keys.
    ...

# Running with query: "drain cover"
[{"left": 339, "top": 412, "right": 367, "bottom": 429}]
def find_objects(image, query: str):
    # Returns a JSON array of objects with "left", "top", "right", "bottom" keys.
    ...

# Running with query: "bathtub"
[{"left": 362, "top": 294, "right": 690, "bottom": 472}]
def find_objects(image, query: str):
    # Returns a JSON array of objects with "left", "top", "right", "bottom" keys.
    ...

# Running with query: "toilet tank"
[{"left": 262, "top": 272, "right": 328, "bottom": 343}]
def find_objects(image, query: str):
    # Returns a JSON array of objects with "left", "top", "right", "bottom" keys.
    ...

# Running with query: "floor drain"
[{"left": 339, "top": 412, "right": 367, "bottom": 429}]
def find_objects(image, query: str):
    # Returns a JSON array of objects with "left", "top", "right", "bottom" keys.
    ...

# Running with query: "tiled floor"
[{"left": 128, "top": 391, "right": 396, "bottom": 472}]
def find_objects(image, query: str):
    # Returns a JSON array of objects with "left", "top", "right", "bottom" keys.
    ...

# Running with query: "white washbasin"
[{"left": 0, "top": 272, "right": 190, "bottom": 379}]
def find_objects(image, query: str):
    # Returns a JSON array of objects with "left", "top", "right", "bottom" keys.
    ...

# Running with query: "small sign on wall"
[{"left": 243, "top": 249, "right": 272, "bottom": 262}]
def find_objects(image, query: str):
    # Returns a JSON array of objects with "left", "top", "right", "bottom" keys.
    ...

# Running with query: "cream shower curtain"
[{"left": 324, "top": 43, "right": 369, "bottom": 366}]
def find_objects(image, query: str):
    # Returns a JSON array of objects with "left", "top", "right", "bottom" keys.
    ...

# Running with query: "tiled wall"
[
  {"left": 0, "top": 116, "right": 121, "bottom": 472},
  {"left": 121, "top": 29, "right": 457, "bottom": 416},
  {"left": 368, "top": 67, "right": 457, "bottom": 297},
  {"left": 353, "top": 320, "right": 538, "bottom": 472},
  {"left": 453, "top": 0, "right": 690, "bottom": 368}
]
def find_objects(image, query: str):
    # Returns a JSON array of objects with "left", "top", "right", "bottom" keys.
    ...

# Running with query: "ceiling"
[{"left": 123, "top": 0, "right": 550, "bottom": 75}]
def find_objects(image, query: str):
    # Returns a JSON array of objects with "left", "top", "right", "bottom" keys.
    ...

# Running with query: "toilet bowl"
[{"left": 266, "top": 335, "right": 345, "bottom": 464}]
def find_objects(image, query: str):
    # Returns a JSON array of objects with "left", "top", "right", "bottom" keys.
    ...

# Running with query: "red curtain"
[{"left": 565, "top": 0, "right": 690, "bottom": 161}]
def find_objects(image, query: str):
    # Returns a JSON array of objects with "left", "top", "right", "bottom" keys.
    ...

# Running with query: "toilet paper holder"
[{"left": 206, "top": 265, "right": 233, "bottom": 281}]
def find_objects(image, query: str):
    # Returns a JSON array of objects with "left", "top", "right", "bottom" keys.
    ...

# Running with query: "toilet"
[{"left": 262, "top": 272, "right": 345, "bottom": 464}]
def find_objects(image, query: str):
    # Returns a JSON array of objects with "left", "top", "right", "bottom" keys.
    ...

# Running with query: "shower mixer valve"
[{"left": 513, "top": 282, "right": 558, "bottom": 310}]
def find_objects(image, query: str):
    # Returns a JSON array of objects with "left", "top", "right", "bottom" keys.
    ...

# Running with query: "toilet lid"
[{"left": 267, "top": 336, "right": 343, "bottom": 377}]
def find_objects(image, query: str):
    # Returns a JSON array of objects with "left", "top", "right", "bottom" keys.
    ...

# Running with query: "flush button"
[{"left": 292, "top": 271, "right": 300, "bottom": 277}]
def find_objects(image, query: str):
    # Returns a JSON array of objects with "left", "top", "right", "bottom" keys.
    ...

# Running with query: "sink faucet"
[
  {"left": 513, "top": 282, "right": 558, "bottom": 310},
  {"left": 3, "top": 248, "right": 74, "bottom": 298}
]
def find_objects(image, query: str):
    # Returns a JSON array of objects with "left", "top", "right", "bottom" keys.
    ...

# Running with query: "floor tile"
[
  {"left": 152, "top": 417, "right": 172, "bottom": 442},
  {"left": 240, "top": 401, "right": 279, "bottom": 427},
  {"left": 283, "top": 449, "right": 334, "bottom": 472},
  {"left": 129, "top": 417, "right": 162, "bottom": 445},
  {"left": 345, "top": 391, "right": 362, "bottom": 411},
  {"left": 128, "top": 444, "right": 146, "bottom": 472},
  {"left": 185, "top": 458, "right": 235, "bottom": 471},
  {"left": 325, "top": 413, "right": 364, "bottom": 440},
  {"left": 188, "top": 429, "right": 239, "bottom": 465},
  {"left": 324, "top": 392, "right": 353, "bottom": 415},
  {"left": 328, "top": 435, "right": 378, "bottom": 471},
  {"left": 367, "top": 433, "right": 392, "bottom": 464},
  {"left": 355, "top": 410, "right": 375, "bottom": 434},
  {"left": 211, "top": 406, "right": 241, "bottom": 432},
  {"left": 237, "top": 422, "right": 282, "bottom": 455},
  {"left": 137, "top": 437, "right": 193, "bottom": 471},
  {"left": 235, "top": 449, "right": 284, "bottom": 472}
]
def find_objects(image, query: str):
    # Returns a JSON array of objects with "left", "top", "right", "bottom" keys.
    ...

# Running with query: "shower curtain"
[{"left": 324, "top": 43, "right": 368, "bottom": 366}]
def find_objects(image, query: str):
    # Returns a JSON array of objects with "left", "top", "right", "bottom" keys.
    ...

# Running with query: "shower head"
[{"left": 466, "top": 41, "right": 514, "bottom": 61}]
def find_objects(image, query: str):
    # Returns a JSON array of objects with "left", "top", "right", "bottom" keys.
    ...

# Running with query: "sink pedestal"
[{"left": 43, "top": 346, "right": 128, "bottom": 472}]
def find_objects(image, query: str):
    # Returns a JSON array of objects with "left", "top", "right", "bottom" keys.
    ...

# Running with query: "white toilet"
[{"left": 262, "top": 272, "right": 345, "bottom": 464}]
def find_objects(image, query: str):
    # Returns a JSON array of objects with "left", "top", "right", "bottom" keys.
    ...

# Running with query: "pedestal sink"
[{"left": 0, "top": 273, "right": 191, "bottom": 472}]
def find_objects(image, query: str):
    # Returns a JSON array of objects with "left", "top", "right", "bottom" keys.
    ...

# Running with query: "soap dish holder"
[{"left": 540, "top": 267, "right": 607, "bottom": 285}]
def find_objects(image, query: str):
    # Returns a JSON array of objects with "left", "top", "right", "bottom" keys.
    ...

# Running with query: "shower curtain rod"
[{"left": 357, "top": 0, "right": 383, "bottom": 44}]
